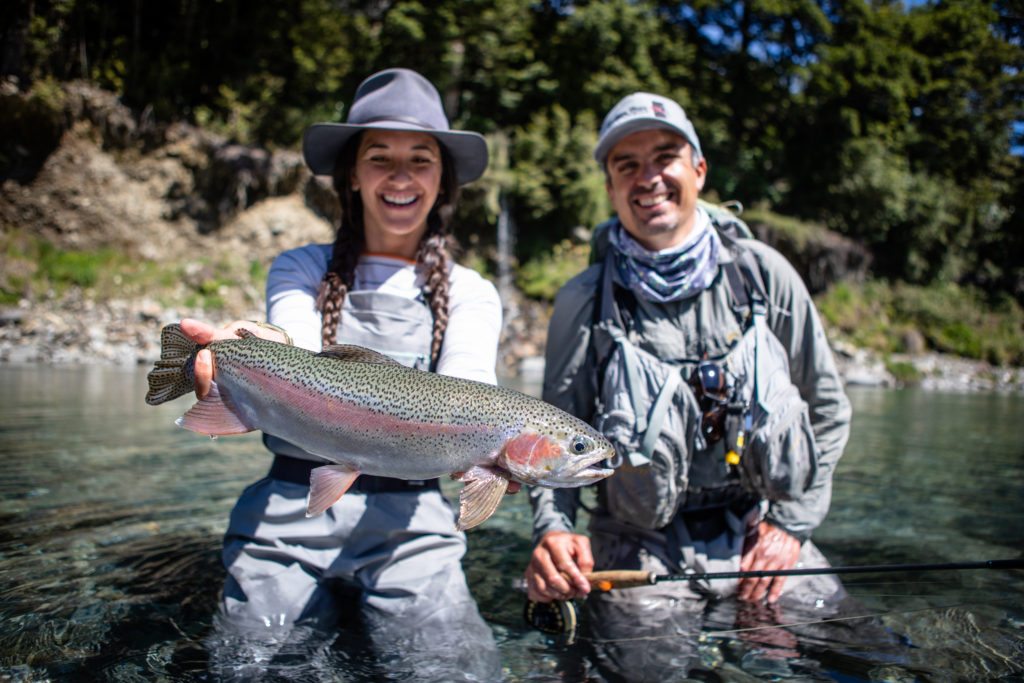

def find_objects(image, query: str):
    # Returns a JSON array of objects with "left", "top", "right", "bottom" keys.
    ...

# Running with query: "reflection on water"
[{"left": 0, "top": 366, "right": 1022, "bottom": 681}]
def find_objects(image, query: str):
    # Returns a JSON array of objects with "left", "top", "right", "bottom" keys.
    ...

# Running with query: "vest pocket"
[
  {"left": 595, "top": 341, "right": 698, "bottom": 529},
  {"left": 741, "top": 384, "right": 818, "bottom": 501}
]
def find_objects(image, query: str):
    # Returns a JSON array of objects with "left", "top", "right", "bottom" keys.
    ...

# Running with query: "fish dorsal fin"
[{"left": 318, "top": 344, "right": 402, "bottom": 365}]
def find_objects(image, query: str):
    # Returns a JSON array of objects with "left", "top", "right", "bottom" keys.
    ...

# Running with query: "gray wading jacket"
[{"left": 530, "top": 233, "right": 852, "bottom": 543}]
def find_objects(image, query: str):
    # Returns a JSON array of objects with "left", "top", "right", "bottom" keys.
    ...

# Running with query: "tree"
[{"left": 509, "top": 104, "right": 609, "bottom": 256}]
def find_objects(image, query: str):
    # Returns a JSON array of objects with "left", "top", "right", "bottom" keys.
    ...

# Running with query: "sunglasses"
[{"left": 688, "top": 360, "right": 729, "bottom": 443}]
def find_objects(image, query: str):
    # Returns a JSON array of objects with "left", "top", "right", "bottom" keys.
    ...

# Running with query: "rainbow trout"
[{"left": 145, "top": 324, "right": 613, "bottom": 530}]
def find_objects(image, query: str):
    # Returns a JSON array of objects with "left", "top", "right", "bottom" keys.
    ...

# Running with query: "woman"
[{"left": 186, "top": 68, "right": 504, "bottom": 680}]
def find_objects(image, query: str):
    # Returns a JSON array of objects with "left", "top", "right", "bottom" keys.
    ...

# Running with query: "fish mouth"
[
  {"left": 576, "top": 464, "right": 614, "bottom": 481},
  {"left": 563, "top": 453, "right": 615, "bottom": 480}
]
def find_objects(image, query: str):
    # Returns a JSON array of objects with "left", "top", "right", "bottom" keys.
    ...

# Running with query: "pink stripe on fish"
[{"left": 231, "top": 363, "right": 496, "bottom": 439}]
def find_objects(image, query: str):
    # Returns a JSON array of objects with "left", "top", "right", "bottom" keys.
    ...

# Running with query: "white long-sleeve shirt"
[{"left": 265, "top": 243, "right": 502, "bottom": 384}]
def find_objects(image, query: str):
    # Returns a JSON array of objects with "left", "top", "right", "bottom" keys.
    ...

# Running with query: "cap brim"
[
  {"left": 593, "top": 118, "right": 697, "bottom": 165},
  {"left": 303, "top": 122, "right": 489, "bottom": 185}
]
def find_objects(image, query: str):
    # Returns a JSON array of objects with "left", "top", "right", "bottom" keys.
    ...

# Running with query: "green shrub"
[
  {"left": 816, "top": 279, "right": 1024, "bottom": 366},
  {"left": 0, "top": 228, "right": 263, "bottom": 313},
  {"left": 517, "top": 239, "right": 591, "bottom": 300},
  {"left": 885, "top": 359, "right": 923, "bottom": 384},
  {"left": 36, "top": 243, "right": 117, "bottom": 290}
]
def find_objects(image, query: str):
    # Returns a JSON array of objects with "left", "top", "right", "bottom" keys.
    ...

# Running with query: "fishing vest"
[
  {"left": 264, "top": 290, "right": 435, "bottom": 461},
  {"left": 591, "top": 223, "right": 820, "bottom": 530}
]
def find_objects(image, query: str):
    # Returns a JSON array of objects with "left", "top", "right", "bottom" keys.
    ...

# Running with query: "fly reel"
[{"left": 524, "top": 599, "right": 579, "bottom": 639}]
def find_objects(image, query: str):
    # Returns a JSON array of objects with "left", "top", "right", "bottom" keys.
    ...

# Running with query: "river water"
[{"left": 1, "top": 364, "right": 1022, "bottom": 681}]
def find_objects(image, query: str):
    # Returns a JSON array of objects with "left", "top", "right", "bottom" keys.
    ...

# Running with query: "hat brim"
[
  {"left": 593, "top": 118, "right": 700, "bottom": 166},
  {"left": 303, "top": 122, "right": 489, "bottom": 185}
]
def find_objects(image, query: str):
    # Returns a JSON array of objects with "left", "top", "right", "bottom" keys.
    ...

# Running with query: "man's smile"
[{"left": 635, "top": 192, "right": 672, "bottom": 208}]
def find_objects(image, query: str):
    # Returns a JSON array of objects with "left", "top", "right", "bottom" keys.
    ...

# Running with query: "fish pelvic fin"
[
  {"left": 318, "top": 344, "right": 401, "bottom": 365},
  {"left": 307, "top": 465, "right": 360, "bottom": 516},
  {"left": 453, "top": 466, "right": 510, "bottom": 531},
  {"left": 145, "top": 323, "right": 199, "bottom": 406},
  {"left": 176, "top": 381, "right": 254, "bottom": 436}
]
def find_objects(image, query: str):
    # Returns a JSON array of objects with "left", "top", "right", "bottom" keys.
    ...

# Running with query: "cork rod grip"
[{"left": 584, "top": 570, "right": 656, "bottom": 591}]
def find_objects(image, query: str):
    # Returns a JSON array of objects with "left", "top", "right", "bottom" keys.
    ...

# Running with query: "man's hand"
[
  {"left": 525, "top": 531, "right": 594, "bottom": 602},
  {"left": 179, "top": 318, "right": 289, "bottom": 399},
  {"left": 737, "top": 521, "right": 802, "bottom": 603}
]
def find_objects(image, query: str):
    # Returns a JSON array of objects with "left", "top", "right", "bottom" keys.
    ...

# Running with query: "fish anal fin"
[
  {"left": 318, "top": 344, "right": 401, "bottom": 365},
  {"left": 454, "top": 466, "right": 510, "bottom": 531},
  {"left": 307, "top": 465, "right": 360, "bottom": 516},
  {"left": 176, "top": 382, "right": 253, "bottom": 435}
]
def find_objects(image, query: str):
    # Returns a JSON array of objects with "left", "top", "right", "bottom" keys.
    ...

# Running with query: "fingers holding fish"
[
  {"left": 180, "top": 318, "right": 290, "bottom": 345},
  {"left": 179, "top": 319, "right": 294, "bottom": 400},
  {"left": 193, "top": 348, "right": 214, "bottom": 400}
]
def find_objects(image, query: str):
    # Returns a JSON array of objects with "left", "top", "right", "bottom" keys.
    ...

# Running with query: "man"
[{"left": 525, "top": 92, "right": 853, "bottom": 675}]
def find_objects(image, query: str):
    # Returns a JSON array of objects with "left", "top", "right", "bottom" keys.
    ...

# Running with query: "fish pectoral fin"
[
  {"left": 454, "top": 467, "right": 510, "bottom": 531},
  {"left": 176, "top": 382, "right": 254, "bottom": 436},
  {"left": 318, "top": 344, "right": 401, "bottom": 366},
  {"left": 307, "top": 465, "right": 360, "bottom": 517}
]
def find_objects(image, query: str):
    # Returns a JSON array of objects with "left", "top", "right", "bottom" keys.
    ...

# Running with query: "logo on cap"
[{"left": 653, "top": 101, "right": 667, "bottom": 119}]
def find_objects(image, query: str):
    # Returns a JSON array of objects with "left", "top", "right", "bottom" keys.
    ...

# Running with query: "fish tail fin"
[{"left": 145, "top": 323, "right": 199, "bottom": 406}]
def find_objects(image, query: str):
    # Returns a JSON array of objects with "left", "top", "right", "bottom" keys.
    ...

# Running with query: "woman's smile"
[{"left": 382, "top": 193, "right": 419, "bottom": 206}]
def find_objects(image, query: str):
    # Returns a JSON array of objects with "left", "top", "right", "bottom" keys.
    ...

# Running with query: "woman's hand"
[{"left": 178, "top": 318, "right": 290, "bottom": 399}]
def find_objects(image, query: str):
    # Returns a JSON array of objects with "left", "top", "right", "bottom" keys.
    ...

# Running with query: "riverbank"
[
  {"left": 1, "top": 290, "right": 1022, "bottom": 394},
  {"left": 2, "top": 82, "right": 1021, "bottom": 394}
]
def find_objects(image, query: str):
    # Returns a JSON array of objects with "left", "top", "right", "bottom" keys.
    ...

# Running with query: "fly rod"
[
  {"left": 527, "top": 558, "right": 1024, "bottom": 636},
  {"left": 581, "top": 558, "right": 1024, "bottom": 591}
]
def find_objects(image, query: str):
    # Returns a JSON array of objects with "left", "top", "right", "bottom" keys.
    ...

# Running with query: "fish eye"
[{"left": 570, "top": 435, "right": 593, "bottom": 454}]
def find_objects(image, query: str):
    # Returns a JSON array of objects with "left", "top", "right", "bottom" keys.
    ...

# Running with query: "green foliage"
[
  {"left": 787, "top": 0, "right": 1022, "bottom": 290},
  {"left": 823, "top": 136, "right": 963, "bottom": 282},
  {"left": 539, "top": 0, "right": 690, "bottom": 116},
  {"left": 1, "top": 230, "right": 129, "bottom": 300},
  {"left": 516, "top": 238, "right": 591, "bottom": 301},
  {"left": 4, "top": 0, "right": 1023, "bottom": 343},
  {"left": 816, "top": 280, "right": 1024, "bottom": 366},
  {"left": 884, "top": 359, "right": 923, "bottom": 385},
  {"left": 0, "top": 229, "right": 265, "bottom": 312},
  {"left": 35, "top": 242, "right": 109, "bottom": 290},
  {"left": 741, "top": 208, "right": 817, "bottom": 248},
  {"left": 510, "top": 105, "right": 609, "bottom": 256}
]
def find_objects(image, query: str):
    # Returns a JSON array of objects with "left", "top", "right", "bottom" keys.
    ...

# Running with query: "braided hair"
[{"left": 315, "top": 132, "right": 460, "bottom": 367}]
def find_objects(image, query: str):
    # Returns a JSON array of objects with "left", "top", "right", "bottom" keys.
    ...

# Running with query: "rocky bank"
[{"left": 2, "top": 82, "right": 1022, "bottom": 393}]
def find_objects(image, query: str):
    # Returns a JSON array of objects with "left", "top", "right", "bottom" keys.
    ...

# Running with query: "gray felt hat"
[
  {"left": 593, "top": 92, "right": 703, "bottom": 167},
  {"left": 302, "top": 68, "right": 489, "bottom": 185}
]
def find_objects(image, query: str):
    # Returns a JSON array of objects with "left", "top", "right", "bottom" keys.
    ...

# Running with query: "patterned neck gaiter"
[{"left": 609, "top": 210, "right": 720, "bottom": 302}]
